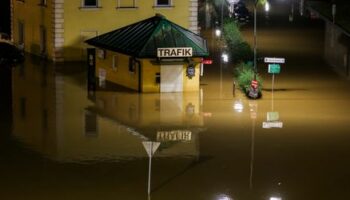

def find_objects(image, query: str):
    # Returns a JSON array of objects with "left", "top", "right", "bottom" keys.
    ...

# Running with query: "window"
[
  {"left": 18, "top": 21, "right": 24, "bottom": 45},
  {"left": 112, "top": 55, "right": 118, "bottom": 71},
  {"left": 117, "top": 0, "right": 137, "bottom": 8},
  {"left": 40, "top": 26, "right": 47, "bottom": 54},
  {"left": 155, "top": 0, "right": 172, "bottom": 6},
  {"left": 84, "top": 110, "right": 98, "bottom": 137},
  {"left": 83, "top": 0, "right": 98, "bottom": 7},
  {"left": 39, "top": 0, "right": 47, "bottom": 6},
  {"left": 128, "top": 57, "right": 140, "bottom": 73},
  {"left": 97, "top": 49, "right": 106, "bottom": 59}
]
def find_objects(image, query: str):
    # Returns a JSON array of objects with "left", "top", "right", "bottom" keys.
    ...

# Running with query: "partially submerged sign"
[
  {"left": 263, "top": 121, "right": 283, "bottom": 129},
  {"left": 157, "top": 47, "right": 193, "bottom": 58}
]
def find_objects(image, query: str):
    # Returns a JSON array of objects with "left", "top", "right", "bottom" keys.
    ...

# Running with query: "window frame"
[
  {"left": 154, "top": 0, "right": 173, "bottom": 7},
  {"left": 81, "top": 0, "right": 100, "bottom": 8},
  {"left": 116, "top": 0, "right": 138, "bottom": 9},
  {"left": 112, "top": 55, "right": 118, "bottom": 71}
]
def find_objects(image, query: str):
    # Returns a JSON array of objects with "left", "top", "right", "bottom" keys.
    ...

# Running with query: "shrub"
[
  {"left": 223, "top": 21, "right": 253, "bottom": 63},
  {"left": 234, "top": 62, "right": 263, "bottom": 93}
]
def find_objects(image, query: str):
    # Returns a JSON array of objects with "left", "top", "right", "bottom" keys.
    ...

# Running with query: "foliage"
[
  {"left": 256, "top": 0, "right": 267, "bottom": 6},
  {"left": 222, "top": 21, "right": 253, "bottom": 63},
  {"left": 234, "top": 62, "right": 263, "bottom": 93}
]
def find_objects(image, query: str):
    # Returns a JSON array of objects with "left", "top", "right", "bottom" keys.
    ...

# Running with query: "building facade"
[{"left": 11, "top": 0, "right": 199, "bottom": 62}]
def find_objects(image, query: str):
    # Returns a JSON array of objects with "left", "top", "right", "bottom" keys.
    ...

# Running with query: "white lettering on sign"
[
  {"left": 264, "top": 57, "right": 285, "bottom": 64},
  {"left": 157, "top": 130, "right": 192, "bottom": 142},
  {"left": 157, "top": 48, "right": 193, "bottom": 58},
  {"left": 262, "top": 121, "right": 283, "bottom": 129}
]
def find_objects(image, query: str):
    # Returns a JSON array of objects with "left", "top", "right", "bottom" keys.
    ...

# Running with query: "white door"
[{"left": 160, "top": 65, "right": 183, "bottom": 92}]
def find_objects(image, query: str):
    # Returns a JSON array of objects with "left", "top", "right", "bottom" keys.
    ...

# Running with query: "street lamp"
[
  {"left": 253, "top": 0, "right": 258, "bottom": 77},
  {"left": 253, "top": 0, "right": 268, "bottom": 77}
]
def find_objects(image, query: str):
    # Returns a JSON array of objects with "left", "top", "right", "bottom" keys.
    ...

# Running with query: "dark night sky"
[{"left": 0, "top": 0, "right": 10, "bottom": 35}]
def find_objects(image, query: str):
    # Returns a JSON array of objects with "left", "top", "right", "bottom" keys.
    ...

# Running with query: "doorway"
[{"left": 160, "top": 65, "right": 183, "bottom": 92}]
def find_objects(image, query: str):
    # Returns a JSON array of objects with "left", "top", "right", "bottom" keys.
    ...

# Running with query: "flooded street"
[{"left": 1, "top": 1, "right": 350, "bottom": 200}]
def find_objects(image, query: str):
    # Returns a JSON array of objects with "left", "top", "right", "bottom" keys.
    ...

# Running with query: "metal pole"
[
  {"left": 249, "top": 118, "right": 255, "bottom": 190},
  {"left": 221, "top": 0, "right": 224, "bottom": 29},
  {"left": 254, "top": 1, "right": 257, "bottom": 75},
  {"left": 272, "top": 73, "right": 275, "bottom": 111},
  {"left": 147, "top": 145, "right": 152, "bottom": 195}
]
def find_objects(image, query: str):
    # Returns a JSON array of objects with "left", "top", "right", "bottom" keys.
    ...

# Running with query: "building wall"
[
  {"left": 324, "top": 21, "right": 350, "bottom": 78},
  {"left": 183, "top": 60, "right": 201, "bottom": 92},
  {"left": 96, "top": 50, "right": 140, "bottom": 91},
  {"left": 11, "top": 0, "right": 199, "bottom": 62},
  {"left": 12, "top": 0, "right": 54, "bottom": 59},
  {"left": 63, "top": 0, "right": 197, "bottom": 61},
  {"left": 96, "top": 50, "right": 201, "bottom": 93}
]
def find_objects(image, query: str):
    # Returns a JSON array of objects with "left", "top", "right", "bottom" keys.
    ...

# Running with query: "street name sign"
[
  {"left": 264, "top": 57, "right": 285, "bottom": 64},
  {"left": 157, "top": 47, "right": 193, "bottom": 58},
  {"left": 263, "top": 121, "right": 283, "bottom": 129},
  {"left": 268, "top": 64, "right": 281, "bottom": 74}
]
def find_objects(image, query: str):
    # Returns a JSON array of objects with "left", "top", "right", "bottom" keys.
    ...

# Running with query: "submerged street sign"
[
  {"left": 157, "top": 47, "right": 193, "bottom": 58},
  {"left": 264, "top": 57, "right": 285, "bottom": 64},
  {"left": 268, "top": 64, "right": 281, "bottom": 74},
  {"left": 263, "top": 121, "right": 283, "bottom": 129}
]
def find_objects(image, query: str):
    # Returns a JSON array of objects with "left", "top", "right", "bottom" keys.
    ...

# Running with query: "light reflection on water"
[{"left": 1, "top": 2, "right": 350, "bottom": 200}]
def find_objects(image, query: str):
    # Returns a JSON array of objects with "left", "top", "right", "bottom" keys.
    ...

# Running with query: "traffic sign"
[
  {"left": 142, "top": 141, "right": 160, "bottom": 157},
  {"left": 251, "top": 80, "right": 259, "bottom": 89},
  {"left": 264, "top": 57, "right": 285, "bottom": 64},
  {"left": 267, "top": 112, "right": 279, "bottom": 121},
  {"left": 263, "top": 121, "right": 283, "bottom": 129},
  {"left": 268, "top": 64, "right": 281, "bottom": 74}
]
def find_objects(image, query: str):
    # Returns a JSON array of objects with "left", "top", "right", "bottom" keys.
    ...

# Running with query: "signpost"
[
  {"left": 262, "top": 57, "right": 285, "bottom": 129},
  {"left": 142, "top": 141, "right": 161, "bottom": 197}
]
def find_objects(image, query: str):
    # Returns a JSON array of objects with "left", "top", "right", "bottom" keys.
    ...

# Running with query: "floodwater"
[{"left": 2, "top": 1, "right": 350, "bottom": 200}]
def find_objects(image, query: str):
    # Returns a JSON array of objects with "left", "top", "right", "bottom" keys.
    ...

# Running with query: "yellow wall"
[
  {"left": 183, "top": 62, "right": 201, "bottom": 92},
  {"left": 11, "top": 60, "right": 200, "bottom": 161},
  {"left": 94, "top": 91, "right": 204, "bottom": 128},
  {"left": 141, "top": 60, "right": 160, "bottom": 92},
  {"left": 63, "top": 0, "right": 191, "bottom": 61},
  {"left": 12, "top": 0, "right": 53, "bottom": 59},
  {"left": 96, "top": 50, "right": 140, "bottom": 91},
  {"left": 96, "top": 49, "right": 201, "bottom": 93}
]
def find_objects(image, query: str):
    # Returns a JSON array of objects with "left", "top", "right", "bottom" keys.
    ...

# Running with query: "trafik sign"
[{"left": 157, "top": 47, "right": 193, "bottom": 58}]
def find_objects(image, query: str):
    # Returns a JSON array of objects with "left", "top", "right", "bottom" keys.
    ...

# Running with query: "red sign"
[
  {"left": 202, "top": 59, "right": 213, "bottom": 65},
  {"left": 251, "top": 80, "right": 258, "bottom": 89}
]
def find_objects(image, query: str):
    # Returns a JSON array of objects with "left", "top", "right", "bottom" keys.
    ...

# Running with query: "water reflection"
[{"left": 11, "top": 60, "right": 204, "bottom": 163}]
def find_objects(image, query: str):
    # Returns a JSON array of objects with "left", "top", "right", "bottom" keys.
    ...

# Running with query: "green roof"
[{"left": 85, "top": 14, "right": 209, "bottom": 58}]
